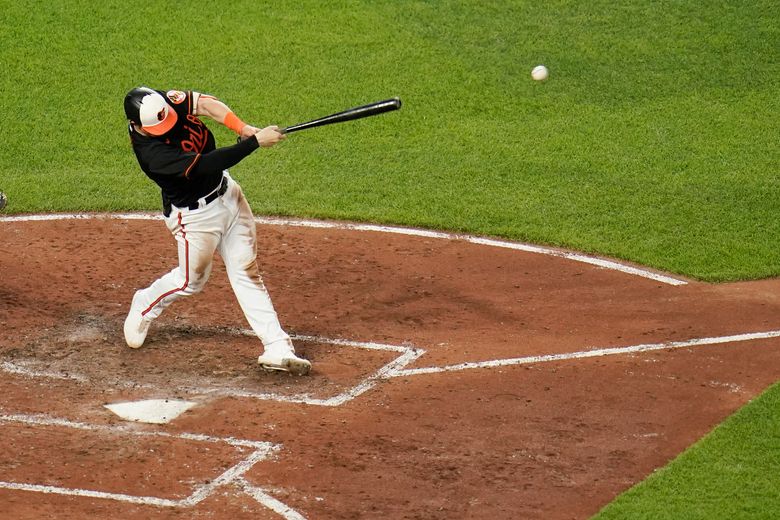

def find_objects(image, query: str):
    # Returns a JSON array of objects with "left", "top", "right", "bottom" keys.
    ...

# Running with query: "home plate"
[{"left": 104, "top": 399, "right": 197, "bottom": 424}]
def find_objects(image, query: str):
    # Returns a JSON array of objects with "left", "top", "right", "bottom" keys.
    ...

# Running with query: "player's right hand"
[{"left": 254, "top": 126, "right": 286, "bottom": 148}]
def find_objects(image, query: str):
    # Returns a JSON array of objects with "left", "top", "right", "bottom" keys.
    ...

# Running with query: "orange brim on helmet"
[{"left": 141, "top": 103, "right": 178, "bottom": 136}]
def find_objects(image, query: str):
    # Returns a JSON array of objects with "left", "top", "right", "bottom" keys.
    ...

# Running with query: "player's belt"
[{"left": 182, "top": 176, "right": 228, "bottom": 211}]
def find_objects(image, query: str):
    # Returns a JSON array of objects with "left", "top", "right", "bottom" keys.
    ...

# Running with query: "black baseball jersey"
[{"left": 128, "top": 89, "right": 259, "bottom": 211}]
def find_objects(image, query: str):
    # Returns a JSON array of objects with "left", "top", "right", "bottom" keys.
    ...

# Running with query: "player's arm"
[
  {"left": 194, "top": 93, "right": 260, "bottom": 140},
  {"left": 144, "top": 127, "right": 284, "bottom": 179},
  {"left": 194, "top": 93, "right": 284, "bottom": 148}
]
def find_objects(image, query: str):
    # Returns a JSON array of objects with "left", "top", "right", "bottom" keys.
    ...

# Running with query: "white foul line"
[
  {"left": 390, "top": 330, "right": 780, "bottom": 377},
  {"left": 0, "top": 213, "right": 688, "bottom": 285}
]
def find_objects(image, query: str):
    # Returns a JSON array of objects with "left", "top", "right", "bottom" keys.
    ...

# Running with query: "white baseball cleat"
[
  {"left": 123, "top": 291, "right": 151, "bottom": 349},
  {"left": 257, "top": 354, "right": 312, "bottom": 376},
  {"left": 257, "top": 343, "right": 312, "bottom": 376}
]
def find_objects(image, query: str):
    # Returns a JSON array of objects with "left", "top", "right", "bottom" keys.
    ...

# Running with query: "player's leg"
[
  {"left": 218, "top": 178, "right": 311, "bottom": 375},
  {"left": 123, "top": 210, "right": 220, "bottom": 348}
]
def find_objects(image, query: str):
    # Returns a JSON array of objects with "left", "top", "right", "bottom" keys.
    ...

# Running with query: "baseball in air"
[{"left": 531, "top": 65, "right": 549, "bottom": 81}]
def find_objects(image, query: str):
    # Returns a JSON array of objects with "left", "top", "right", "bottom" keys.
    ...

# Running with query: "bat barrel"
[{"left": 283, "top": 97, "right": 402, "bottom": 134}]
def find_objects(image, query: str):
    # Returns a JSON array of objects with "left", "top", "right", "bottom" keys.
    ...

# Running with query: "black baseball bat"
[{"left": 282, "top": 97, "right": 402, "bottom": 134}]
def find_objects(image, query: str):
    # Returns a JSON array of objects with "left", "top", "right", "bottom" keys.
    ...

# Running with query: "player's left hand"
[{"left": 239, "top": 125, "right": 260, "bottom": 140}]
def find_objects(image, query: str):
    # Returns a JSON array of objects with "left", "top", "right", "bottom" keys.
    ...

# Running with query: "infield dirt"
[{"left": 1, "top": 216, "right": 779, "bottom": 519}]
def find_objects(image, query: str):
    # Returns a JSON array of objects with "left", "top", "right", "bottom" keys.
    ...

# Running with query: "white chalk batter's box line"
[
  {"left": 0, "top": 213, "right": 688, "bottom": 285},
  {"left": 4, "top": 330, "right": 780, "bottom": 408},
  {"left": 0, "top": 333, "right": 424, "bottom": 406},
  {"left": 1, "top": 332, "right": 778, "bottom": 518},
  {"left": 0, "top": 412, "right": 306, "bottom": 520}
]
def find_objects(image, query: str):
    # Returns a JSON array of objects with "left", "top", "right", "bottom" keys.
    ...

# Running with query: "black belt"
[
  {"left": 184, "top": 177, "right": 228, "bottom": 210},
  {"left": 163, "top": 177, "right": 229, "bottom": 217}
]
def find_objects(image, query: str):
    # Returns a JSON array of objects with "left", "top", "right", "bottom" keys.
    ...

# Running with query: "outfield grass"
[
  {"left": 1, "top": 1, "right": 778, "bottom": 517},
  {"left": 1, "top": 0, "right": 778, "bottom": 281}
]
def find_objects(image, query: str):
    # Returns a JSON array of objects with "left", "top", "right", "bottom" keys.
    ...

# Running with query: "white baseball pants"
[{"left": 132, "top": 173, "right": 293, "bottom": 354}]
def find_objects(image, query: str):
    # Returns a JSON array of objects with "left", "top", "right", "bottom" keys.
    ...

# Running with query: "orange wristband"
[{"left": 223, "top": 111, "right": 246, "bottom": 134}]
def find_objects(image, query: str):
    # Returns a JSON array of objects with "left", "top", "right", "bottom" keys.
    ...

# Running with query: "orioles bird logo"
[
  {"left": 167, "top": 90, "right": 186, "bottom": 104},
  {"left": 157, "top": 106, "right": 166, "bottom": 121}
]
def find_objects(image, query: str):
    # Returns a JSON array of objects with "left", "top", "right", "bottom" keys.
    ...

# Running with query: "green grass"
[
  {"left": 1, "top": 1, "right": 779, "bottom": 517},
  {"left": 595, "top": 382, "right": 780, "bottom": 519},
  {"left": 1, "top": 0, "right": 778, "bottom": 281}
]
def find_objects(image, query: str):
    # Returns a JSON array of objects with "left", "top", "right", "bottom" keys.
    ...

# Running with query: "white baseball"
[{"left": 532, "top": 65, "right": 549, "bottom": 81}]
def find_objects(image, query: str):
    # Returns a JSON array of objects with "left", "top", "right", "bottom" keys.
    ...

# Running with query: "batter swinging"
[{"left": 123, "top": 86, "right": 311, "bottom": 375}]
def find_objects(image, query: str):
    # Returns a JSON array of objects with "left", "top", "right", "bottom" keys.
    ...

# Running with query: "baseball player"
[{"left": 123, "top": 86, "right": 311, "bottom": 375}]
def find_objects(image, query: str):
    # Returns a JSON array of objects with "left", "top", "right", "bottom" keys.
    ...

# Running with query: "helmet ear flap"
[{"left": 124, "top": 87, "right": 156, "bottom": 125}]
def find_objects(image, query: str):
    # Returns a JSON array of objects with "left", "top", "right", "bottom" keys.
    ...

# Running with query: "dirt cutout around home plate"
[{"left": 0, "top": 214, "right": 779, "bottom": 519}]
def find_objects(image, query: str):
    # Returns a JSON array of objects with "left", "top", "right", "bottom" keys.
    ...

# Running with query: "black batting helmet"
[{"left": 124, "top": 87, "right": 178, "bottom": 136}]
